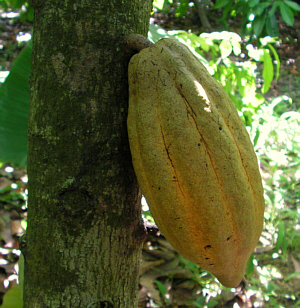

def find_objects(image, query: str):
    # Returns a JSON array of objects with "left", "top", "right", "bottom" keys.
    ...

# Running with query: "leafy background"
[{"left": 0, "top": 0, "right": 300, "bottom": 307}]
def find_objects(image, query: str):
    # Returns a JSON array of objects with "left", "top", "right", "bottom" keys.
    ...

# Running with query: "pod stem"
[{"left": 124, "top": 33, "right": 154, "bottom": 53}]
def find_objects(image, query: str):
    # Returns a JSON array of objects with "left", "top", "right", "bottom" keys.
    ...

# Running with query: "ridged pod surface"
[{"left": 127, "top": 38, "right": 265, "bottom": 287}]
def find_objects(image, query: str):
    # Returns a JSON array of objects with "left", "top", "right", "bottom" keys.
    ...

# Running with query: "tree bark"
[{"left": 24, "top": 1, "right": 152, "bottom": 307}]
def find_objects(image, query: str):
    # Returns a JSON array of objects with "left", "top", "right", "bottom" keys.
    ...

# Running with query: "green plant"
[
  {"left": 0, "top": 39, "right": 31, "bottom": 167},
  {"left": 214, "top": 0, "right": 300, "bottom": 39},
  {"left": 0, "top": 0, "right": 33, "bottom": 21}
]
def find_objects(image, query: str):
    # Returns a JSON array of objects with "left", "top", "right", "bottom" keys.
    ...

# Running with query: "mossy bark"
[{"left": 25, "top": 1, "right": 152, "bottom": 307}]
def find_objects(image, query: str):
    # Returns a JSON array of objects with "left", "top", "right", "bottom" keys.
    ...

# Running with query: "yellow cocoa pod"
[{"left": 127, "top": 38, "right": 265, "bottom": 288}]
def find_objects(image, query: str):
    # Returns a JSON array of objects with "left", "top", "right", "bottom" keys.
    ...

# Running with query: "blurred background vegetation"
[{"left": 0, "top": 0, "right": 299, "bottom": 307}]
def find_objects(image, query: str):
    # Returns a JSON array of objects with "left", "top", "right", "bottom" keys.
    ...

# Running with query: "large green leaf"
[
  {"left": 279, "top": 1, "right": 294, "bottom": 26},
  {"left": 253, "top": 13, "right": 267, "bottom": 37},
  {"left": 0, "top": 40, "right": 32, "bottom": 167},
  {"left": 285, "top": 0, "right": 300, "bottom": 11},
  {"left": 262, "top": 48, "right": 273, "bottom": 93},
  {"left": 1, "top": 284, "right": 23, "bottom": 308},
  {"left": 266, "top": 13, "right": 279, "bottom": 37}
]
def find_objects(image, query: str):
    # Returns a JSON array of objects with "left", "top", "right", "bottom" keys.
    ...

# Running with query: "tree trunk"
[{"left": 24, "top": 1, "right": 152, "bottom": 307}]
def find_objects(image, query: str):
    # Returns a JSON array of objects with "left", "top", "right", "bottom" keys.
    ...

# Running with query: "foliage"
[
  {"left": 0, "top": 39, "right": 31, "bottom": 168},
  {"left": 214, "top": 0, "right": 300, "bottom": 39},
  {"left": 1, "top": 285, "right": 22, "bottom": 308},
  {"left": 153, "top": 0, "right": 300, "bottom": 41},
  {"left": 0, "top": 0, "right": 33, "bottom": 21}
]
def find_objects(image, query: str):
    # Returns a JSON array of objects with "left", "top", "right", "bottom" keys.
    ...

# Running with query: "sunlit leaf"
[
  {"left": 231, "top": 38, "right": 241, "bottom": 55},
  {"left": 253, "top": 126, "right": 260, "bottom": 146},
  {"left": 267, "top": 43, "right": 280, "bottom": 79},
  {"left": 262, "top": 49, "right": 273, "bottom": 93},
  {"left": 148, "top": 24, "right": 169, "bottom": 42},
  {"left": 219, "top": 39, "right": 232, "bottom": 58},
  {"left": 153, "top": 0, "right": 166, "bottom": 10},
  {"left": 247, "top": 44, "right": 264, "bottom": 61}
]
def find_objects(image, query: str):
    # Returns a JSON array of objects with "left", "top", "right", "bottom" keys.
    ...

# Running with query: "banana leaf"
[{"left": 0, "top": 39, "right": 31, "bottom": 167}]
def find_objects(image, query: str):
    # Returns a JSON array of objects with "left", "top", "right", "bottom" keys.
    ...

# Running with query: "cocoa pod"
[{"left": 127, "top": 38, "right": 265, "bottom": 288}]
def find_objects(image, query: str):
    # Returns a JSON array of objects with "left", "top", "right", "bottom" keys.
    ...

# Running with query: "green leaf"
[
  {"left": 246, "top": 253, "right": 255, "bottom": 277},
  {"left": 155, "top": 280, "right": 168, "bottom": 296},
  {"left": 175, "top": 0, "right": 189, "bottom": 17},
  {"left": 10, "top": 0, "right": 26, "bottom": 9},
  {"left": 262, "top": 48, "right": 273, "bottom": 93},
  {"left": 194, "top": 296, "right": 206, "bottom": 307},
  {"left": 253, "top": 2, "right": 270, "bottom": 15},
  {"left": 266, "top": 13, "right": 279, "bottom": 37},
  {"left": 26, "top": 6, "right": 34, "bottom": 22},
  {"left": 259, "top": 36, "right": 278, "bottom": 45},
  {"left": 284, "top": 0, "right": 300, "bottom": 11},
  {"left": 247, "top": 45, "right": 264, "bottom": 61},
  {"left": 275, "top": 221, "right": 285, "bottom": 251},
  {"left": 231, "top": 38, "right": 241, "bottom": 55},
  {"left": 0, "top": 40, "right": 32, "bottom": 167},
  {"left": 279, "top": 2, "right": 294, "bottom": 26},
  {"left": 284, "top": 271, "right": 300, "bottom": 281},
  {"left": 268, "top": 1, "right": 279, "bottom": 16},
  {"left": 267, "top": 43, "right": 280, "bottom": 79},
  {"left": 214, "top": 0, "right": 230, "bottom": 9},
  {"left": 249, "top": 0, "right": 260, "bottom": 8},
  {"left": 1, "top": 285, "right": 23, "bottom": 308},
  {"left": 282, "top": 231, "right": 288, "bottom": 254},
  {"left": 19, "top": 253, "right": 24, "bottom": 302},
  {"left": 153, "top": 0, "right": 166, "bottom": 10},
  {"left": 253, "top": 125, "right": 260, "bottom": 147},
  {"left": 219, "top": 39, "right": 232, "bottom": 58},
  {"left": 0, "top": 0, "right": 8, "bottom": 11},
  {"left": 253, "top": 13, "right": 267, "bottom": 37},
  {"left": 148, "top": 24, "right": 169, "bottom": 43},
  {"left": 207, "top": 300, "right": 219, "bottom": 307},
  {"left": 221, "top": 0, "right": 235, "bottom": 21}
]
